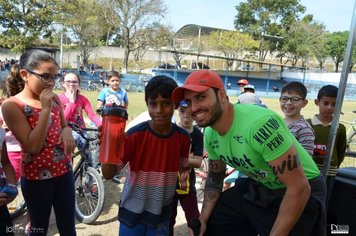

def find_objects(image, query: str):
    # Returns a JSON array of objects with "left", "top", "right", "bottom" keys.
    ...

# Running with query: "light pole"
[{"left": 60, "top": 28, "right": 63, "bottom": 69}]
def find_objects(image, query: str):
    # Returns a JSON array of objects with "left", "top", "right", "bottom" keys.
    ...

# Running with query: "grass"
[{"left": 63, "top": 90, "right": 356, "bottom": 168}]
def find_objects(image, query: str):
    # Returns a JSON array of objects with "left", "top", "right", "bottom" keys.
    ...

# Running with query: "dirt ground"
[{"left": 12, "top": 179, "right": 195, "bottom": 236}]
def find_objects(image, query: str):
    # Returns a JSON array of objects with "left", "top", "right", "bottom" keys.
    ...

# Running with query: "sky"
[{"left": 164, "top": 0, "right": 355, "bottom": 32}]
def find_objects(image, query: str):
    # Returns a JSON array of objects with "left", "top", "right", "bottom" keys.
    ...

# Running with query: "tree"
[
  {"left": 326, "top": 31, "right": 349, "bottom": 72},
  {"left": 311, "top": 32, "right": 329, "bottom": 70},
  {"left": 281, "top": 18, "right": 325, "bottom": 66},
  {"left": 132, "top": 23, "right": 173, "bottom": 70},
  {"left": 204, "top": 30, "right": 258, "bottom": 69},
  {"left": 58, "top": 0, "right": 108, "bottom": 68},
  {"left": 206, "top": 31, "right": 258, "bottom": 58},
  {"left": 99, "top": 0, "right": 167, "bottom": 73},
  {"left": 234, "top": 0, "right": 306, "bottom": 61},
  {"left": 0, "top": 0, "right": 61, "bottom": 52}
]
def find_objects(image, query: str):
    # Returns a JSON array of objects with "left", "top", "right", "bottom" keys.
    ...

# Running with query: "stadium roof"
[{"left": 173, "top": 24, "right": 234, "bottom": 50}]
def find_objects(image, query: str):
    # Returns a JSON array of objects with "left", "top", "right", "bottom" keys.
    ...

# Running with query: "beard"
[{"left": 198, "top": 99, "right": 223, "bottom": 128}]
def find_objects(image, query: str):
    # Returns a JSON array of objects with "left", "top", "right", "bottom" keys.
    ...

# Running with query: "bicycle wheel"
[
  {"left": 8, "top": 182, "right": 26, "bottom": 219},
  {"left": 347, "top": 131, "right": 356, "bottom": 153},
  {"left": 74, "top": 166, "right": 105, "bottom": 224}
]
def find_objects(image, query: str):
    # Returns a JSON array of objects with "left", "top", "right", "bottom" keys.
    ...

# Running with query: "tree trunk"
[{"left": 122, "top": 46, "right": 129, "bottom": 73}]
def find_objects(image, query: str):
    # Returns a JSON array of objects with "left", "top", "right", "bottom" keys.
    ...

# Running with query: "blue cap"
[{"left": 180, "top": 100, "right": 188, "bottom": 107}]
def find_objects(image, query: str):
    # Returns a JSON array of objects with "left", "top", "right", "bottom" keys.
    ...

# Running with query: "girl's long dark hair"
[{"left": 5, "top": 49, "right": 58, "bottom": 96}]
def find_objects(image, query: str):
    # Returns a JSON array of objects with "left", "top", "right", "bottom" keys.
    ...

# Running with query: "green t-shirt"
[{"left": 205, "top": 104, "right": 320, "bottom": 189}]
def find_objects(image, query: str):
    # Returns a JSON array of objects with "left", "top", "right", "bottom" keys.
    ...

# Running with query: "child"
[
  {"left": 169, "top": 100, "right": 203, "bottom": 236},
  {"left": 101, "top": 75, "right": 190, "bottom": 236},
  {"left": 1, "top": 49, "right": 76, "bottom": 235},
  {"left": 1, "top": 78, "right": 22, "bottom": 181},
  {"left": 1, "top": 74, "right": 31, "bottom": 233},
  {"left": 0, "top": 126, "right": 17, "bottom": 236},
  {"left": 59, "top": 72, "right": 102, "bottom": 169},
  {"left": 236, "top": 78, "right": 249, "bottom": 94},
  {"left": 280, "top": 81, "right": 315, "bottom": 156},
  {"left": 97, "top": 70, "right": 128, "bottom": 183},
  {"left": 307, "top": 85, "right": 346, "bottom": 208},
  {"left": 96, "top": 70, "right": 128, "bottom": 109}
]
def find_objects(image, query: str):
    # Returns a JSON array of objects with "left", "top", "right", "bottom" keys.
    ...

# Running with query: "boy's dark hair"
[
  {"left": 317, "top": 85, "right": 338, "bottom": 100},
  {"left": 107, "top": 70, "right": 121, "bottom": 80},
  {"left": 281, "top": 81, "right": 307, "bottom": 99},
  {"left": 5, "top": 49, "right": 57, "bottom": 97},
  {"left": 145, "top": 75, "right": 178, "bottom": 103}
]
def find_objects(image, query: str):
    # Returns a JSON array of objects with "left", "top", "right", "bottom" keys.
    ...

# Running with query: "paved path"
[{"left": 13, "top": 179, "right": 196, "bottom": 236}]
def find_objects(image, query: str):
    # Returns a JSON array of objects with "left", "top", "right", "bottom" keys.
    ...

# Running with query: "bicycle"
[{"left": 69, "top": 122, "right": 105, "bottom": 224}]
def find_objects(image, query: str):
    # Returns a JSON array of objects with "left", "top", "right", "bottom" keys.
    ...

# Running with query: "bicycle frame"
[{"left": 69, "top": 123, "right": 105, "bottom": 224}]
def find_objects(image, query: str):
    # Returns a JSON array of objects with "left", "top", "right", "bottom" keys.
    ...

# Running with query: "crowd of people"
[{"left": 0, "top": 49, "right": 348, "bottom": 236}]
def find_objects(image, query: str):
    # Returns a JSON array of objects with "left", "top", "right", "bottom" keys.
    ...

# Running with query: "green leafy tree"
[
  {"left": 206, "top": 31, "right": 258, "bottom": 58},
  {"left": 0, "top": 0, "right": 61, "bottom": 52},
  {"left": 326, "top": 31, "right": 349, "bottom": 72},
  {"left": 204, "top": 31, "right": 258, "bottom": 69},
  {"left": 311, "top": 32, "right": 329, "bottom": 70},
  {"left": 281, "top": 18, "right": 325, "bottom": 66},
  {"left": 98, "top": 0, "right": 167, "bottom": 73},
  {"left": 58, "top": 0, "right": 108, "bottom": 68},
  {"left": 234, "top": 0, "right": 306, "bottom": 61}
]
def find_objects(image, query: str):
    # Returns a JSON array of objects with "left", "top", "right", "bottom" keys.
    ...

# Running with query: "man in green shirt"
[{"left": 172, "top": 70, "right": 326, "bottom": 236}]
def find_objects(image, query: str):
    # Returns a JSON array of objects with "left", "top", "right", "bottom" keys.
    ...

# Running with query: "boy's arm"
[
  {"left": 189, "top": 153, "right": 203, "bottom": 168},
  {"left": 123, "top": 101, "right": 129, "bottom": 109},
  {"left": 96, "top": 90, "right": 105, "bottom": 110},
  {"left": 82, "top": 96, "right": 102, "bottom": 126},
  {"left": 101, "top": 163, "right": 120, "bottom": 179},
  {"left": 122, "top": 92, "right": 129, "bottom": 109},
  {"left": 1, "top": 142, "right": 16, "bottom": 185},
  {"left": 337, "top": 124, "right": 347, "bottom": 167},
  {"left": 97, "top": 100, "right": 104, "bottom": 110},
  {"left": 101, "top": 132, "right": 129, "bottom": 179}
]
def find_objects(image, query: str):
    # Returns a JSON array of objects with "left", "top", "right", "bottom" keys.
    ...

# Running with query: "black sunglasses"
[{"left": 27, "top": 69, "right": 62, "bottom": 83}]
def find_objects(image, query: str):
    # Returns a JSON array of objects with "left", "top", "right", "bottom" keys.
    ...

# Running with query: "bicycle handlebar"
[{"left": 68, "top": 122, "right": 99, "bottom": 141}]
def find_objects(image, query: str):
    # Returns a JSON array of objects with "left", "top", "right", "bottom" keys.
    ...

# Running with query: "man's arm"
[
  {"left": 199, "top": 159, "right": 226, "bottom": 236},
  {"left": 268, "top": 145, "right": 311, "bottom": 236}
]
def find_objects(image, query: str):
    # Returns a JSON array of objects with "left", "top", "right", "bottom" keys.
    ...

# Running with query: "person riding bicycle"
[{"left": 59, "top": 72, "right": 102, "bottom": 169}]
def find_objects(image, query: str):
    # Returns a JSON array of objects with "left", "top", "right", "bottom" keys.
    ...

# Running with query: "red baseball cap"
[
  {"left": 237, "top": 79, "right": 249, "bottom": 85},
  {"left": 172, "top": 70, "right": 224, "bottom": 103}
]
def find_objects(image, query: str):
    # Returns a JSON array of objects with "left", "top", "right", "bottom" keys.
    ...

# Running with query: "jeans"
[
  {"left": 21, "top": 172, "right": 76, "bottom": 236},
  {"left": 119, "top": 220, "right": 170, "bottom": 236},
  {"left": 72, "top": 130, "right": 100, "bottom": 169}
]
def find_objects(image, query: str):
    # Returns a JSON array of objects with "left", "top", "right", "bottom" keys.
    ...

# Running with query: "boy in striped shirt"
[{"left": 279, "top": 81, "right": 315, "bottom": 156}]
